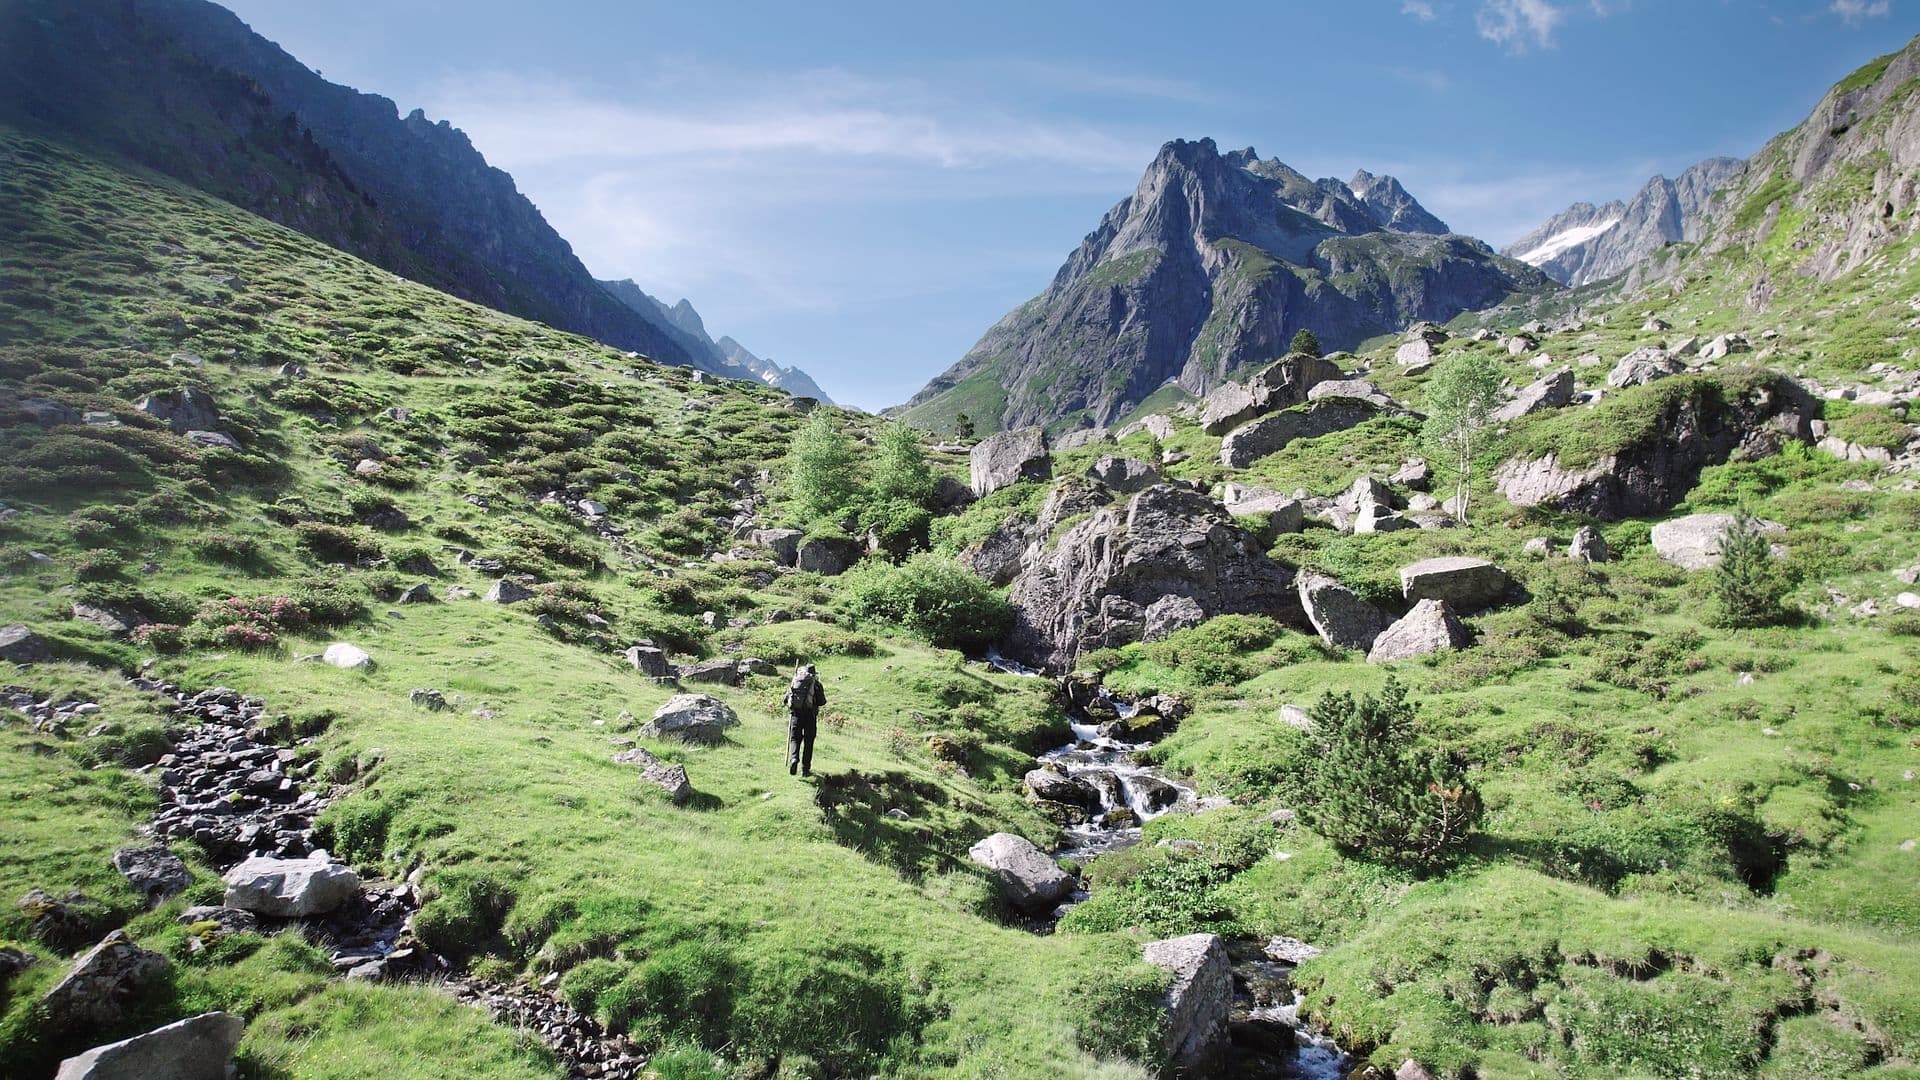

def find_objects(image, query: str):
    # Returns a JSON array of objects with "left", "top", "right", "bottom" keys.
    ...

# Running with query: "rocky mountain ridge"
[
  {"left": 1503, "top": 157, "right": 1744, "bottom": 286},
  {"left": 898, "top": 138, "right": 1551, "bottom": 435},
  {"left": 598, "top": 280, "right": 834, "bottom": 402}
]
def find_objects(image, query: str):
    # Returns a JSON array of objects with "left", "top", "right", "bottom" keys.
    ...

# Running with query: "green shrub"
[
  {"left": 1142, "top": 614, "right": 1287, "bottom": 685},
  {"left": 294, "top": 521, "right": 383, "bottom": 564},
  {"left": 1708, "top": 515, "right": 1790, "bottom": 628},
  {"left": 839, "top": 555, "right": 1011, "bottom": 651},
  {"left": 1289, "top": 678, "right": 1482, "bottom": 872},
  {"left": 70, "top": 549, "right": 126, "bottom": 581},
  {"left": 190, "top": 532, "right": 264, "bottom": 566}
]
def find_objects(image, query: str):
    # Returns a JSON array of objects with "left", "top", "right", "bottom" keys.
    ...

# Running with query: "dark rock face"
[
  {"left": 1504, "top": 157, "right": 1745, "bottom": 285},
  {"left": 901, "top": 137, "right": 1553, "bottom": 432},
  {"left": 111, "top": 847, "right": 191, "bottom": 903},
  {"left": 1219, "top": 398, "right": 1384, "bottom": 469},
  {"left": 41, "top": 930, "right": 170, "bottom": 1029},
  {"left": 1007, "top": 484, "right": 1302, "bottom": 670},
  {"left": 1495, "top": 374, "right": 1816, "bottom": 520}
]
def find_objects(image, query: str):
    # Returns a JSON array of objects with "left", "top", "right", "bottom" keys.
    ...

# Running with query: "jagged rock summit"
[
  {"left": 1504, "top": 157, "right": 1743, "bottom": 286},
  {"left": 900, "top": 137, "right": 1552, "bottom": 434},
  {"left": 599, "top": 279, "right": 832, "bottom": 402}
]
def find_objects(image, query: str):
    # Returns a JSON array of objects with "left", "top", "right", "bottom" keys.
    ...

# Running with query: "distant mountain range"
[
  {"left": 897, "top": 138, "right": 1550, "bottom": 434},
  {"left": 0, "top": 0, "right": 829, "bottom": 398},
  {"left": 1503, "top": 158, "right": 1745, "bottom": 286},
  {"left": 599, "top": 281, "right": 831, "bottom": 402}
]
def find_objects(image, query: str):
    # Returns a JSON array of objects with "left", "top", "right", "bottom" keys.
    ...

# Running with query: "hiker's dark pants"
[{"left": 788, "top": 712, "right": 817, "bottom": 774}]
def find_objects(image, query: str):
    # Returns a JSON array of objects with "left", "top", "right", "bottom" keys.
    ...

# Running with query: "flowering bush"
[
  {"left": 130, "top": 623, "right": 185, "bottom": 653},
  {"left": 182, "top": 594, "right": 308, "bottom": 650}
]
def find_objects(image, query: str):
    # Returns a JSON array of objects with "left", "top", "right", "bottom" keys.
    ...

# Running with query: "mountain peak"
[{"left": 1347, "top": 170, "right": 1450, "bottom": 234}]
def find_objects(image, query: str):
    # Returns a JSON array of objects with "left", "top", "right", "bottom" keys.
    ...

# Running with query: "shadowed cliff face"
[
  {"left": 0, "top": 0, "right": 708, "bottom": 370},
  {"left": 900, "top": 138, "right": 1552, "bottom": 434}
]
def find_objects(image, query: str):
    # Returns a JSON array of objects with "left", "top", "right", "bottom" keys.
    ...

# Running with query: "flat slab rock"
[
  {"left": 55, "top": 1011, "right": 243, "bottom": 1080},
  {"left": 1650, "top": 513, "right": 1786, "bottom": 570},
  {"left": 1398, "top": 556, "right": 1511, "bottom": 612}
]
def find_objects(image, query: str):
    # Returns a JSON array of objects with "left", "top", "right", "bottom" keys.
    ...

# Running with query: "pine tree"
[
  {"left": 954, "top": 413, "right": 976, "bottom": 440},
  {"left": 1710, "top": 514, "right": 1789, "bottom": 627},
  {"left": 1422, "top": 352, "right": 1505, "bottom": 526},
  {"left": 786, "top": 412, "right": 859, "bottom": 520},
  {"left": 1289, "top": 328, "right": 1322, "bottom": 357}
]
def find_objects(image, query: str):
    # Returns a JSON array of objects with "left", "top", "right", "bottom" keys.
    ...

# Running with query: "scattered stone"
[
  {"left": 408, "top": 688, "right": 448, "bottom": 711},
  {"left": 1144, "top": 933, "right": 1232, "bottom": 1076},
  {"left": 312, "top": 642, "right": 372, "bottom": 671},
  {"left": 111, "top": 847, "right": 191, "bottom": 902},
  {"left": 1398, "top": 556, "right": 1511, "bottom": 611},
  {"left": 222, "top": 853, "right": 360, "bottom": 917},
  {"left": 1698, "top": 333, "right": 1750, "bottom": 362},
  {"left": 1568, "top": 526, "right": 1609, "bottom": 563},
  {"left": 1368, "top": 600, "right": 1472, "bottom": 663},
  {"left": 1391, "top": 457, "right": 1432, "bottom": 490},
  {"left": 41, "top": 930, "right": 170, "bottom": 1029},
  {"left": 641, "top": 694, "right": 739, "bottom": 745},
  {"left": 1606, "top": 347, "right": 1684, "bottom": 389},
  {"left": 1504, "top": 334, "right": 1538, "bottom": 355},
  {"left": 1650, "top": 513, "right": 1787, "bottom": 570},
  {"left": 623, "top": 645, "right": 672, "bottom": 678},
  {"left": 71, "top": 603, "right": 134, "bottom": 636},
  {"left": 966, "top": 833, "right": 1074, "bottom": 913},
  {"left": 484, "top": 578, "right": 536, "bottom": 604},
  {"left": 0, "top": 623, "right": 51, "bottom": 664},
  {"left": 396, "top": 582, "right": 435, "bottom": 604},
  {"left": 1220, "top": 485, "right": 1304, "bottom": 535},
  {"left": 1354, "top": 504, "right": 1415, "bottom": 534},
  {"left": 53, "top": 1010, "right": 244, "bottom": 1080},
  {"left": 970, "top": 427, "right": 1051, "bottom": 497}
]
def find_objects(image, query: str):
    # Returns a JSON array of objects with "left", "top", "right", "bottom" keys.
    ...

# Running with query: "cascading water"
[{"left": 1042, "top": 696, "right": 1197, "bottom": 861}]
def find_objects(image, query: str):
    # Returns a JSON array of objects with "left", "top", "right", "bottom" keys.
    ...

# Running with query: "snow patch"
[{"left": 1514, "top": 217, "right": 1621, "bottom": 265}]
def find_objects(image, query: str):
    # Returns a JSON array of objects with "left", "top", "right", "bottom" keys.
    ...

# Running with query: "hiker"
[{"left": 784, "top": 663, "right": 827, "bottom": 777}]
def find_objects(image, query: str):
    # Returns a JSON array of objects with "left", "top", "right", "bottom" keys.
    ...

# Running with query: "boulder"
[
  {"left": 1144, "top": 595, "right": 1208, "bottom": 641},
  {"left": 970, "top": 427, "right": 1051, "bottom": 497},
  {"left": 54, "top": 1011, "right": 244, "bottom": 1080},
  {"left": 1199, "top": 354, "right": 1343, "bottom": 435},
  {"left": 1024, "top": 768, "right": 1098, "bottom": 807},
  {"left": 1399, "top": 556, "right": 1511, "bottom": 612},
  {"left": 0, "top": 623, "right": 50, "bottom": 664},
  {"left": 1698, "top": 333, "right": 1750, "bottom": 362},
  {"left": 966, "top": 833, "right": 1074, "bottom": 913},
  {"left": 1085, "top": 456, "right": 1159, "bottom": 494},
  {"left": 1117, "top": 414, "right": 1177, "bottom": 441},
  {"left": 623, "top": 645, "right": 673, "bottom": 678},
  {"left": 1492, "top": 368, "right": 1575, "bottom": 422},
  {"left": 679, "top": 658, "right": 741, "bottom": 687},
  {"left": 133, "top": 388, "right": 217, "bottom": 432},
  {"left": 69, "top": 603, "right": 132, "bottom": 636},
  {"left": 932, "top": 475, "right": 976, "bottom": 509},
  {"left": 20, "top": 397, "right": 81, "bottom": 426},
  {"left": 642, "top": 694, "right": 740, "bottom": 745},
  {"left": 41, "top": 930, "right": 170, "bottom": 1028},
  {"left": 1494, "top": 374, "right": 1816, "bottom": 520},
  {"left": 749, "top": 528, "right": 804, "bottom": 566},
  {"left": 796, "top": 535, "right": 862, "bottom": 576},
  {"left": 1053, "top": 427, "right": 1110, "bottom": 452},
  {"left": 1221, "top": 485, "right": 1304, "bottom": 533},
  {"left": 407, "top": 688, "right": 448, "bottom": 711},
  {"left": 1297, "top": 572, "right": 1391, "bottom": 652},
  {"left": 184, "top": 431, "right": 241, "bottom": 451},
  {"left": 222, "top": 854, "right": 360, "bottom": 917},
  {"left": 1354, "top": 504, "right": 1415, "bottom": 534},
  {"left": 1219, "top": 399, "right": 1382, "bottom": 469},
  {"left": 484, "top": 578, "right": 536, "bottom": 604},
  {"left": 1606, "top": 346, "right": 1685, "bottom": 389},
  {"left": 320, "top": 643, "right": 372, "bottom": 670},
  {"left": 1568, "top": 526, "right": 1609, "bottom": 563},
  {"left": 1504, "top": 334, "right": 1538, "bottom": 355},
  {"left": 1007, "top": 484, "right": 1302, "bottom": 670},
  {"left": 111, "top": 847, "right": 190, "bottom": 902},
  {"left": 1307, "top": 378, "right": 1401, "bottom": 410},
  {"left": 1650, "top": 513, "right": 1786, "bottom": 570},
  {"left": 1143, "top": 934, "right": 1232, "bottom": 1076},
  {"left": 1367, "top": 600, "right": 1472, "bottom": 663},
  {"left": 1392, "top": 458, "right": 1433, "bottom": 490},
  {"left": 395, "top": 582, "right": 435, "bottom": 605}
]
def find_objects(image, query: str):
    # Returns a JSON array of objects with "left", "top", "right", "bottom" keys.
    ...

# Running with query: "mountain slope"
[
  {"left": 898, "top": 138, "right": 1551, "bottom": 435},
  {"left": 598, "top": 279, "right": 835, "bottom": 402},
  {"left": 1504, "top": 157, "right": 1745, "bottom": 285},
  {"left": 0, "top": 0, "right": 721, "bottom": 372},
  {"left": 1347, "top": 169, "right": 1450, "bottom": 234}
]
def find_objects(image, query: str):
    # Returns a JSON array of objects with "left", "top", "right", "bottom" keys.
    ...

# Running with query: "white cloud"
[
  {"left": 1831, "top": 0, "right": 1891, "bottom": 24},
  {"left": 1401, "top": 1, "right": 1438, "bottom": 20},
  {"left": 1476, "top": 0, "right": 1565, "bottom": 51}
]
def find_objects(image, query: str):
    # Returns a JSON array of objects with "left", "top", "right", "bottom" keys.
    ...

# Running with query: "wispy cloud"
[
  {"left": 1831, "top": 0, "right": 1891, "bottom": 24},
  {"left": 1476, "top": 0, "right": 1565, "bottom": 51},
  {"left": 1401, "top": 1, "right": 1439, "bottom": 21}
]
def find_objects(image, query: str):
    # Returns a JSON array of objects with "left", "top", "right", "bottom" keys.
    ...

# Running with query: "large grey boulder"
[
  {"left": 1492, "top": 368, "right": 1575, "bottom": 422},
  {"left": 1607, "top": 347, "right": 1685, "bottom": 389},
  {"left": 966, "top": 833, "right": 1074, "bottom": 913},
  {"left": 1219, "top": 399, "right": 1382, "bottom": 469},
  {"left": 1053, "top": 427, "right": 1110, "bottom": 452},
  {"left": 1568, "top": 526, "right": 1609, "bottom": 563},
  {"left": 1143, "top": 933, "right": 1232, "bottom": 1076},
  {"left": 1007, "top": 484, "right": 1302, "bottom": 669},
  {"left": 484, "top": 578, "right": 536, "bottom": 604},
  {"left": 1649, "top": 513, "right": 1786, "bottom": 570},
  {"left": 796, "top": 535, "right": 862, "bottom": 576},
  {"left": 1199, "top": 354, "right": 1343, "bottom": 435},
  {"left": 1698, "top": 333, "right": 1750, "bottom": 362},
  {"left": 319, "top": 643, "right": 373, "bottom": 670},
  {"left": 1399, "top": 556, "right": 1511, "bottom": 612},
  {"left": 223, "top": 853, "right": 360, "bottom": 917},
  {"left": 642, "top": 694, "right": 740, "bottom": 745},
  {"left": 41, "top": 930, "right": 170, "bottom": 1028},
  {"left": 749, "top": 528, "right": 804, "bottom": 566},
  {"left": 1085, "top": 456, "right": 1160, "bottom": 494},
  {"left": 112, "top": 847, "right": 190, "bottom": 903},
  {"left": 133, "top": 388, "right": 218, "bottom": 432},
  {"left": 1297, "top": 572, "right": 1390, "bottom": 652},
  {"left": 55, "top": 1011, "right": 244, "bottom": 1080},
  {"left": 1024, "top": 768, "right": 1098, "bottom": 807},
  {"left": 970, "top": 427, "right": 1051, "bottom": 497},
  {"left": 623, "top": 645, "right": 673, "bottom": 678},
  {"left": 0, "top": 623, "right": 50, "bottom": 664},
  {"left": 679, "top": 658, "right": 741, "bottom": 687},
  {"left": 1307, "top": 378, "right": 1402, "bottom": 410},
  {"left": 1367, "top": 600, "right": 1472, "bottom": 663},
  {"left": 1221, "top": 485, "right": 1304, "bottom": 534},
  {"left": 1117, "top": 414, "right": 1176, "bottom": 441}
]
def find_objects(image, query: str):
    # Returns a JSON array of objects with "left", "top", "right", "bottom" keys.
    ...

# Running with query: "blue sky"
[{"left": 219, "top": 0, "right": 1919, "bottom": 410}]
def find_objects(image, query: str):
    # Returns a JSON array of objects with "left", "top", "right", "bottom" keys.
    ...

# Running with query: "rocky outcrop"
[
  {"left": 1198, "top": 353, "right": 1343, "bottom": 435},
  {"left": 223, "top": 853, "right": 360, "bottom": 917},
  {"left": 642, "top": 694, "right": 739, "bottom": 745},
  {"left": 1007, "top": 484, "right": 1302, "bottom": 669},
  {"left": 1143, "top": 933, "right": 1232, "bottom": 1076},
  {"left": 1492, "top": 368, "right": 1574, "bottom": 422},
  {"left": 1297, "top": 572, "right": 1390, "bottom": 652},
  {"left": 1367, "top": 600, "right": 1471, "bottom": 663},
  {"left": 1650, "top": 513, "right": 1787, "bottom": 570},
  {"left": 970, "top": 427, "right": 1051, "bottom": 497},
  {"left": 967, "top": 833, "right": 1074, "bottom": 913},
  {"left": 1085, "top": 456, "right": 1160, "bottom": 493},
  {"left": 796, "top": 535, "right": 862, "bottom": 576},
  {"left": 54, "top": 1011, "right": 244, "bottom": 1080},
  {"left": 1399, "top": 557, "right": 1511, "bottom": 612},
  {"left": 1219, "top": 398, "right": 1383, "bottom": 469},
  {"left": 1494, "top": 373, "right": 1816, "bottom": 520},
  {"left": 900, "top": 137, "right": 1553, "bottom": 433},
  {"left": 1504, "top": 157, "right": 1745, "bottom": 285}
]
